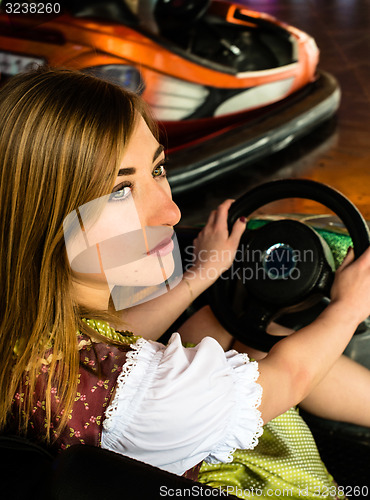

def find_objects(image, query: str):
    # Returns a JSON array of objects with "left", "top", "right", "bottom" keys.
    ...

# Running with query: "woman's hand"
[
  {"left": 331, "top": 246, "right": 370, "bottom": 324},
  {"left": 189, "top": 199, "right": 247, "bottom": 283}
]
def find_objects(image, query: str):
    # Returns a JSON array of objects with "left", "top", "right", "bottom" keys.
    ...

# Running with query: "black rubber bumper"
[{"left": 168, "top": 70, "right": 340, "bottom": 195}]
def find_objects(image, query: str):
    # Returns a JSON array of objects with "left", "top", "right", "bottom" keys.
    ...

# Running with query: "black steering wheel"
[{"left": 208, "top": 179, "right": 370, "bottom": 352}]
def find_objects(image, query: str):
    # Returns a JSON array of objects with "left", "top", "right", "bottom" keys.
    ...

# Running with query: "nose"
[{"left": 141, "top": 182, "right": 181, "bottom": 228}]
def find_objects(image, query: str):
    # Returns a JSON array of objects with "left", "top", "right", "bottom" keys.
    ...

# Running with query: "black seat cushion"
[
  {"left": 51, "top": 444, "right": 238, "bottom": 499},
  {"left": 0, "top": 435, "right": 53, "bottom": 499},
  {"left": 0, "top": 436, "right": 238, "bottom": 499}
]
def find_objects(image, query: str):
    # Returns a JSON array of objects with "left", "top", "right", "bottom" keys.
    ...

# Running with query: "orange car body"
[
  {"left": 0, "top": 2, "right": 318, "bottom": 109},
  {"left": 0, "top": 1, "right": 338, "bottom": 193}
]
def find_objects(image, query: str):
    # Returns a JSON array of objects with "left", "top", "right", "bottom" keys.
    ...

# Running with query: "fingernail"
[{"left": 239, "top": 216, "right": 246, "bottom": 223}]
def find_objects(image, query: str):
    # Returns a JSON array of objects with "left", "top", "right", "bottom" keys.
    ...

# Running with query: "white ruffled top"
[{"left": 101, "top": 332, "right": 263, "bottom": 476}]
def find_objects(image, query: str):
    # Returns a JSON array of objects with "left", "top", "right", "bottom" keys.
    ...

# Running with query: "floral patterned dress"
[{"left": 11, "top": 329, "right": 132, "bottom": 452}]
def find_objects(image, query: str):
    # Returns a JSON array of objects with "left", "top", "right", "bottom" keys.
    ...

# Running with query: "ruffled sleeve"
[{"left": 101, "top": 333, "right": 263, "bottom": 476}]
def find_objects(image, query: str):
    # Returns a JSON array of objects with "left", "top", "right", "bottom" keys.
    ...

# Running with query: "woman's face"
[{"left": 65, "top": 115, "right": 182, "bottom": 299}]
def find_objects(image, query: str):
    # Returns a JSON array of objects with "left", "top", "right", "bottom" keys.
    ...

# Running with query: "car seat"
[{"left": 0, "top": 434, "right": 238, "bottom": 499}]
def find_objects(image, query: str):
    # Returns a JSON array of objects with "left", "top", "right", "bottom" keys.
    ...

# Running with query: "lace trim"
[
  {"left": 103, "top": 337, "right": 148, "bottom": 430},
  {"left": 205, "top": 351, "right": 264, "bottom": 464}
]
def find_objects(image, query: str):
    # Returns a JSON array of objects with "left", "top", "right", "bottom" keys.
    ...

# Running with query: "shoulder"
[{"left": 77, "top": 333, "right": 130, "bottom": 370}]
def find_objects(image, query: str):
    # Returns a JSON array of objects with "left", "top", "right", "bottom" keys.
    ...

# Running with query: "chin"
[{"left": 105, "top": 252, "right": 176, "bottom": 287}]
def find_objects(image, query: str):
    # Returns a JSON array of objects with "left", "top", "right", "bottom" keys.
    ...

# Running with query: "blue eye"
[{"left": 109, "top": 186, "right": 131, "bottom": 202}]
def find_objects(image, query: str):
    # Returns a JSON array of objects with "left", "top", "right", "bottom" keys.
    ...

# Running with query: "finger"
[
  {"left": 223, "top": 198, "right": 236, "bottom": 205},
  {"left": 338, "top": 246, "right": 354, "bottom": 270},
  {"left": 229, "top": 216, "right": 247, "bottom": 245},
  {"left": 205, "top": 209, "right": 217, "bottom": 228},
  {"left": 213, "top": 199, "right": 235, "bottom": 229}
]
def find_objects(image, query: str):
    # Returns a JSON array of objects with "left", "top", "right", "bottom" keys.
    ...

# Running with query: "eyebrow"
[
  {"left": 117, "top": 167, "right": 136, "bottom": 176},
  {"left": 117, "top": 144, "right": 165, "bottom": 177},
  {"left": 153, "top": 144, "right": 165, "bottom": 163}
]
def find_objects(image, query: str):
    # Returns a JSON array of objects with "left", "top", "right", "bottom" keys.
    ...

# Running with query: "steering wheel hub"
[
  {"left": 262, "top": 243, "right": 297, "bottom": 279},
  {"left": 243, "top": 219, "right": 333, "bottom": 306}
]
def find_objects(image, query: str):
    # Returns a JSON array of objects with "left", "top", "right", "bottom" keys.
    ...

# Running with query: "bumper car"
[
  {"left": 1, "top": 179, "right": 370, "bottom": 498},
  {"left": 0, "top": 0, "right": 340, "bottom": 194}
]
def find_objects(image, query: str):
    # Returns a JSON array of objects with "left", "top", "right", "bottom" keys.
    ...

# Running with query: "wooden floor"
[{"left": 176, "top": 0, "right": 370, "bottom": 224}]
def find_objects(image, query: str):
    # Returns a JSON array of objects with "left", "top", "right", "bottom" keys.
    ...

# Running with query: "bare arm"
[
  {"left": 112, "top": 272, "right": 210, "bottom": 339},
  {"left": 257, "top": 247, "right": 370, "bottom": 424}
]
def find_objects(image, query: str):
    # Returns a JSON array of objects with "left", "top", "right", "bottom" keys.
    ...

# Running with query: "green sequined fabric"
[{"left": 315, "top": 229, "right": 351, "bottom": 269}]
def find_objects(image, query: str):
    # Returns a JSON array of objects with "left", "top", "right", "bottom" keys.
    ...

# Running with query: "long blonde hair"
[{"left": 0, "top": 67, "right": 155, "bottom": 439}]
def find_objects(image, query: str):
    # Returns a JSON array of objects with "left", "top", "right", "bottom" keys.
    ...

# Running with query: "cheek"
[
  {"left": 83, "top": 198, "right": 142, "bottom": 245},
  {"left": 64, "top": 195, "right": 144, "bottom": 272}
]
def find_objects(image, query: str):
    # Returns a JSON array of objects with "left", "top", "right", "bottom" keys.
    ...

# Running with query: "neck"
[{"left": 72, "top": 278, "right": 111, "bottom": 311}]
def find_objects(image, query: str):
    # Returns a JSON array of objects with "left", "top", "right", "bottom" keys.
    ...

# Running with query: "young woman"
[{"left": 1, "top": 67, "right": 370, "bottom": 499}]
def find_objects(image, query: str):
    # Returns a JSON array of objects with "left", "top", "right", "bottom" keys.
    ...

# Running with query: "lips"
[{"left": 147, "top": 236, "right": 174, "bottom": 256}]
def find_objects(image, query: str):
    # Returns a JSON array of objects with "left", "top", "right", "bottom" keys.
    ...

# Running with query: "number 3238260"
[
  {"left": 314, "top": 485, "right": 369, "bottom": 497},
  {"left": 4, "top": 3, "right": 61, "bottom": 14}
]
